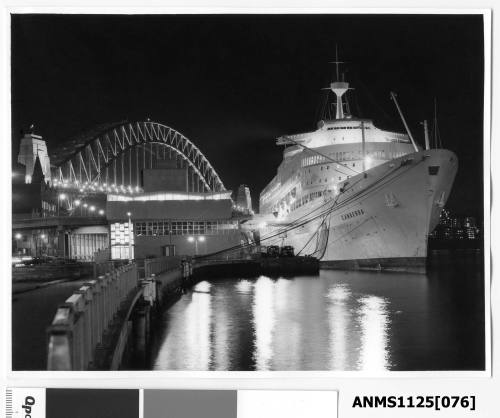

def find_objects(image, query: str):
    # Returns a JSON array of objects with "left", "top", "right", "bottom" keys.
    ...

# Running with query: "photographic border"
[{"left": 1, "top": 5, "right": 494, "bottom": 413}]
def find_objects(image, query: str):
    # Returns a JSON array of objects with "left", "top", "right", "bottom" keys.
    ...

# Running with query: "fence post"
[
  {"left": 75, "top": 286, "right": 93, "bottom": 367},
  {"left": 47, "top": 305, "right": 74, "bottom": 370},
  {"left": 64, "top": 293, "right": 86, "bottom": 370},
  {"left": 47, "top": 261, "right": 141, "bottom": 371}
]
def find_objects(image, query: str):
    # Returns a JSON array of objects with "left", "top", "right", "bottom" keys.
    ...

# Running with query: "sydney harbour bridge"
[
  {"left": 13, "top": 120, "right": 240, "bottom": 261},
  {"left": 48, "top": 120, "right": 226, "bottom": 198}
]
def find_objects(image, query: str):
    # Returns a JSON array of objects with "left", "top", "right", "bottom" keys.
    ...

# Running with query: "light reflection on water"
[
  {"left": 357, "top": 295, "right": 391, "bottom": 371},
  {"left": 252, "top": 276, "right": 275, "bottom": 370},
  {"left": 327, "top": 284, "right": 351, "bottom": 370},
  {"left": 151, "top": 258, "right": 484, "bottom": 371}
]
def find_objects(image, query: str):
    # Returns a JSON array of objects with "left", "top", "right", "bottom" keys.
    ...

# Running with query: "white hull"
[{"left": 264, "top": 149, "right": 458, "bottom": 273}]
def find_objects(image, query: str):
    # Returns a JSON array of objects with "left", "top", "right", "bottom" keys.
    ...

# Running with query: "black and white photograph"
[{"left": 9, "top": 13, "right": 488, "bottom": 373}]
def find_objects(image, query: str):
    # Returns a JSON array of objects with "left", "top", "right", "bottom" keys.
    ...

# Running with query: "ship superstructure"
[{"left": 258, "top": 59, "right": 458, "bottom": 273}]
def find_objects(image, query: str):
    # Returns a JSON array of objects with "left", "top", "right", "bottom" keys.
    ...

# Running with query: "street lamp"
[
  {"left": 198, "top": 236, "right": 206, "bottom": 255},
  {"left": 58, "top": 193, "right": 66, "bottom": 216},
  {"left": 74, "top": 199, "right": 81, "bottom": 216},
  {"left": 187, "top": 236, "right": 197, "bottom": 255},
  {"left": 38, "top": 233, "right": 46, "bottom": 257},
  {"left": 14, "top": 233, "right": 22, "bottom": 255},
  {"left": 188, "top": 236, "right": 205, "bottom": 255},
  {"left": 98, "top": 209, "right": 105, "bottom": 216}
]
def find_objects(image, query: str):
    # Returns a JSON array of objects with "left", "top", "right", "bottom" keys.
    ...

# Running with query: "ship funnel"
[{"left": 330, "top": 81, "right": 349, "bottom": 119}]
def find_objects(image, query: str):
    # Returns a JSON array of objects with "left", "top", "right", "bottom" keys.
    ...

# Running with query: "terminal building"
[{"left": 106, "top": 162, "right": 246, "bottom": 260}]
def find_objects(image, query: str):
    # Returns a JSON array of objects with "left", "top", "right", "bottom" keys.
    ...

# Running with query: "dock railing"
[
  {"left": 46, "top": 263, "right": 138, "bottom": 370},
  {"left": 194, "top": 245, "right": 258, "bottom": 265},
  {"left": 93, "top": 248, "right": 111, "bottom": 264},
  {"left": 93, "top": 260, "right": 115, "bottom": 278},
  {"left": 144, "top": 256, "right": 181, "bottom": 278}
]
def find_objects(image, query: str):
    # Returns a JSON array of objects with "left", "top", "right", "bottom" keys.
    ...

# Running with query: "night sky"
[{"left": 11, "top": 14, "right": 484, "bottom": 218}]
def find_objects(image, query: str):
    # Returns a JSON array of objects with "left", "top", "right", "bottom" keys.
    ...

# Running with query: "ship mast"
[
  {"left": 432, "top": 97, "right": 442, "bottom": 148},
  {"left": 390, "top": 92, "right": 419, "bottom": 152},
  {"left": 329, "top": 45, "right": 349, "bottom": 120}
]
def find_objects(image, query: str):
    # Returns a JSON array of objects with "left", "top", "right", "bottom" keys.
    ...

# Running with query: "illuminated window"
[
  {"left": 111, "top": 246, "right": 133, "bottom": 260},
  {"left": 133, "top": 220, "right": 238, "bottom": 236},
  {"left": 110, "top": 222, "right": 134, "bottom": 259}
]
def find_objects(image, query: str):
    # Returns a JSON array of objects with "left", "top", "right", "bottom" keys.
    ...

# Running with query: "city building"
[
  {"left": 17, "top": 130, "right": 52, "bottom": 184},
  {"left": 235, "top": 184, "right": 253, "bottom": 213},
  {"left": 429, "top": 209, "right": 481, "bottom": 241},
  {"left": 13, "top": 138, "right": 109, "bottom": 260}
]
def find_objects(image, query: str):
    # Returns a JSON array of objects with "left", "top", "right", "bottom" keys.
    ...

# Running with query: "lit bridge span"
[{"left": 50, "top": 120, "right": 226, "bottom": 194}]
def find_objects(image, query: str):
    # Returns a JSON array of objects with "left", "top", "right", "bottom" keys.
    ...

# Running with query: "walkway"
[{"left": 12, "top": 276, "right": 91, "bottom": 370}]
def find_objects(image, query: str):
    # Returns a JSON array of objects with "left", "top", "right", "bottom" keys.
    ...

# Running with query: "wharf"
[{"left": 192, "top": 256, "right": 320, "bottom": 278}]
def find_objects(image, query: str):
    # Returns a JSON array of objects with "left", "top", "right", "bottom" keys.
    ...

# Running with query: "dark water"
[{"left": 149, "top": 251, "right": 485, "bottom": 371}]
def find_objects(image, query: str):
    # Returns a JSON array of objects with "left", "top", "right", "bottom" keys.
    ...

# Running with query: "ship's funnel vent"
[{"left": 330, "top": 81, "right": 349, "bottom": 119}]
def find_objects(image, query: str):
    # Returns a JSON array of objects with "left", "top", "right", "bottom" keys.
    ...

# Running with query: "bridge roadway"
[{"left": 13, "top": 215, "right": 107, "bottom": 230}]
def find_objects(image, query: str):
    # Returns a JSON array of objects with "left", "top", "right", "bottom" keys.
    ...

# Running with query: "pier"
[
  {"left": 46, "top": 254, "right": 319, "bottom": 370},
  {"left": 46, "top": 258, "right": 181, "bottom": 370}
]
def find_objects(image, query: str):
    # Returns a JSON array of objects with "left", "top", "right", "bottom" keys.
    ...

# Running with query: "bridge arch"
[{"left": 52, "top": 121, "right": 226, "bottom": 193}]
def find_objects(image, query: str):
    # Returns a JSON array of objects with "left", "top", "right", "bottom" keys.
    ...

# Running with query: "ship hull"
[
  {"left": 320, "top": 256, "right": 427, "bottom": 274},
  {"left": 270, "top": 149, "right": 458, "bottom": 273}
]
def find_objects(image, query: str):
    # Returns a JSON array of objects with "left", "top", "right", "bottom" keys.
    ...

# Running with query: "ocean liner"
[{"left": 258, "top": 66, "right": 458, "bottom": 273}]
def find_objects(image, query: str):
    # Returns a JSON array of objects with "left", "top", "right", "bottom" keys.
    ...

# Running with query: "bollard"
[{"left": 142, "top": 275, "right": 156, "bottom": 306}]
